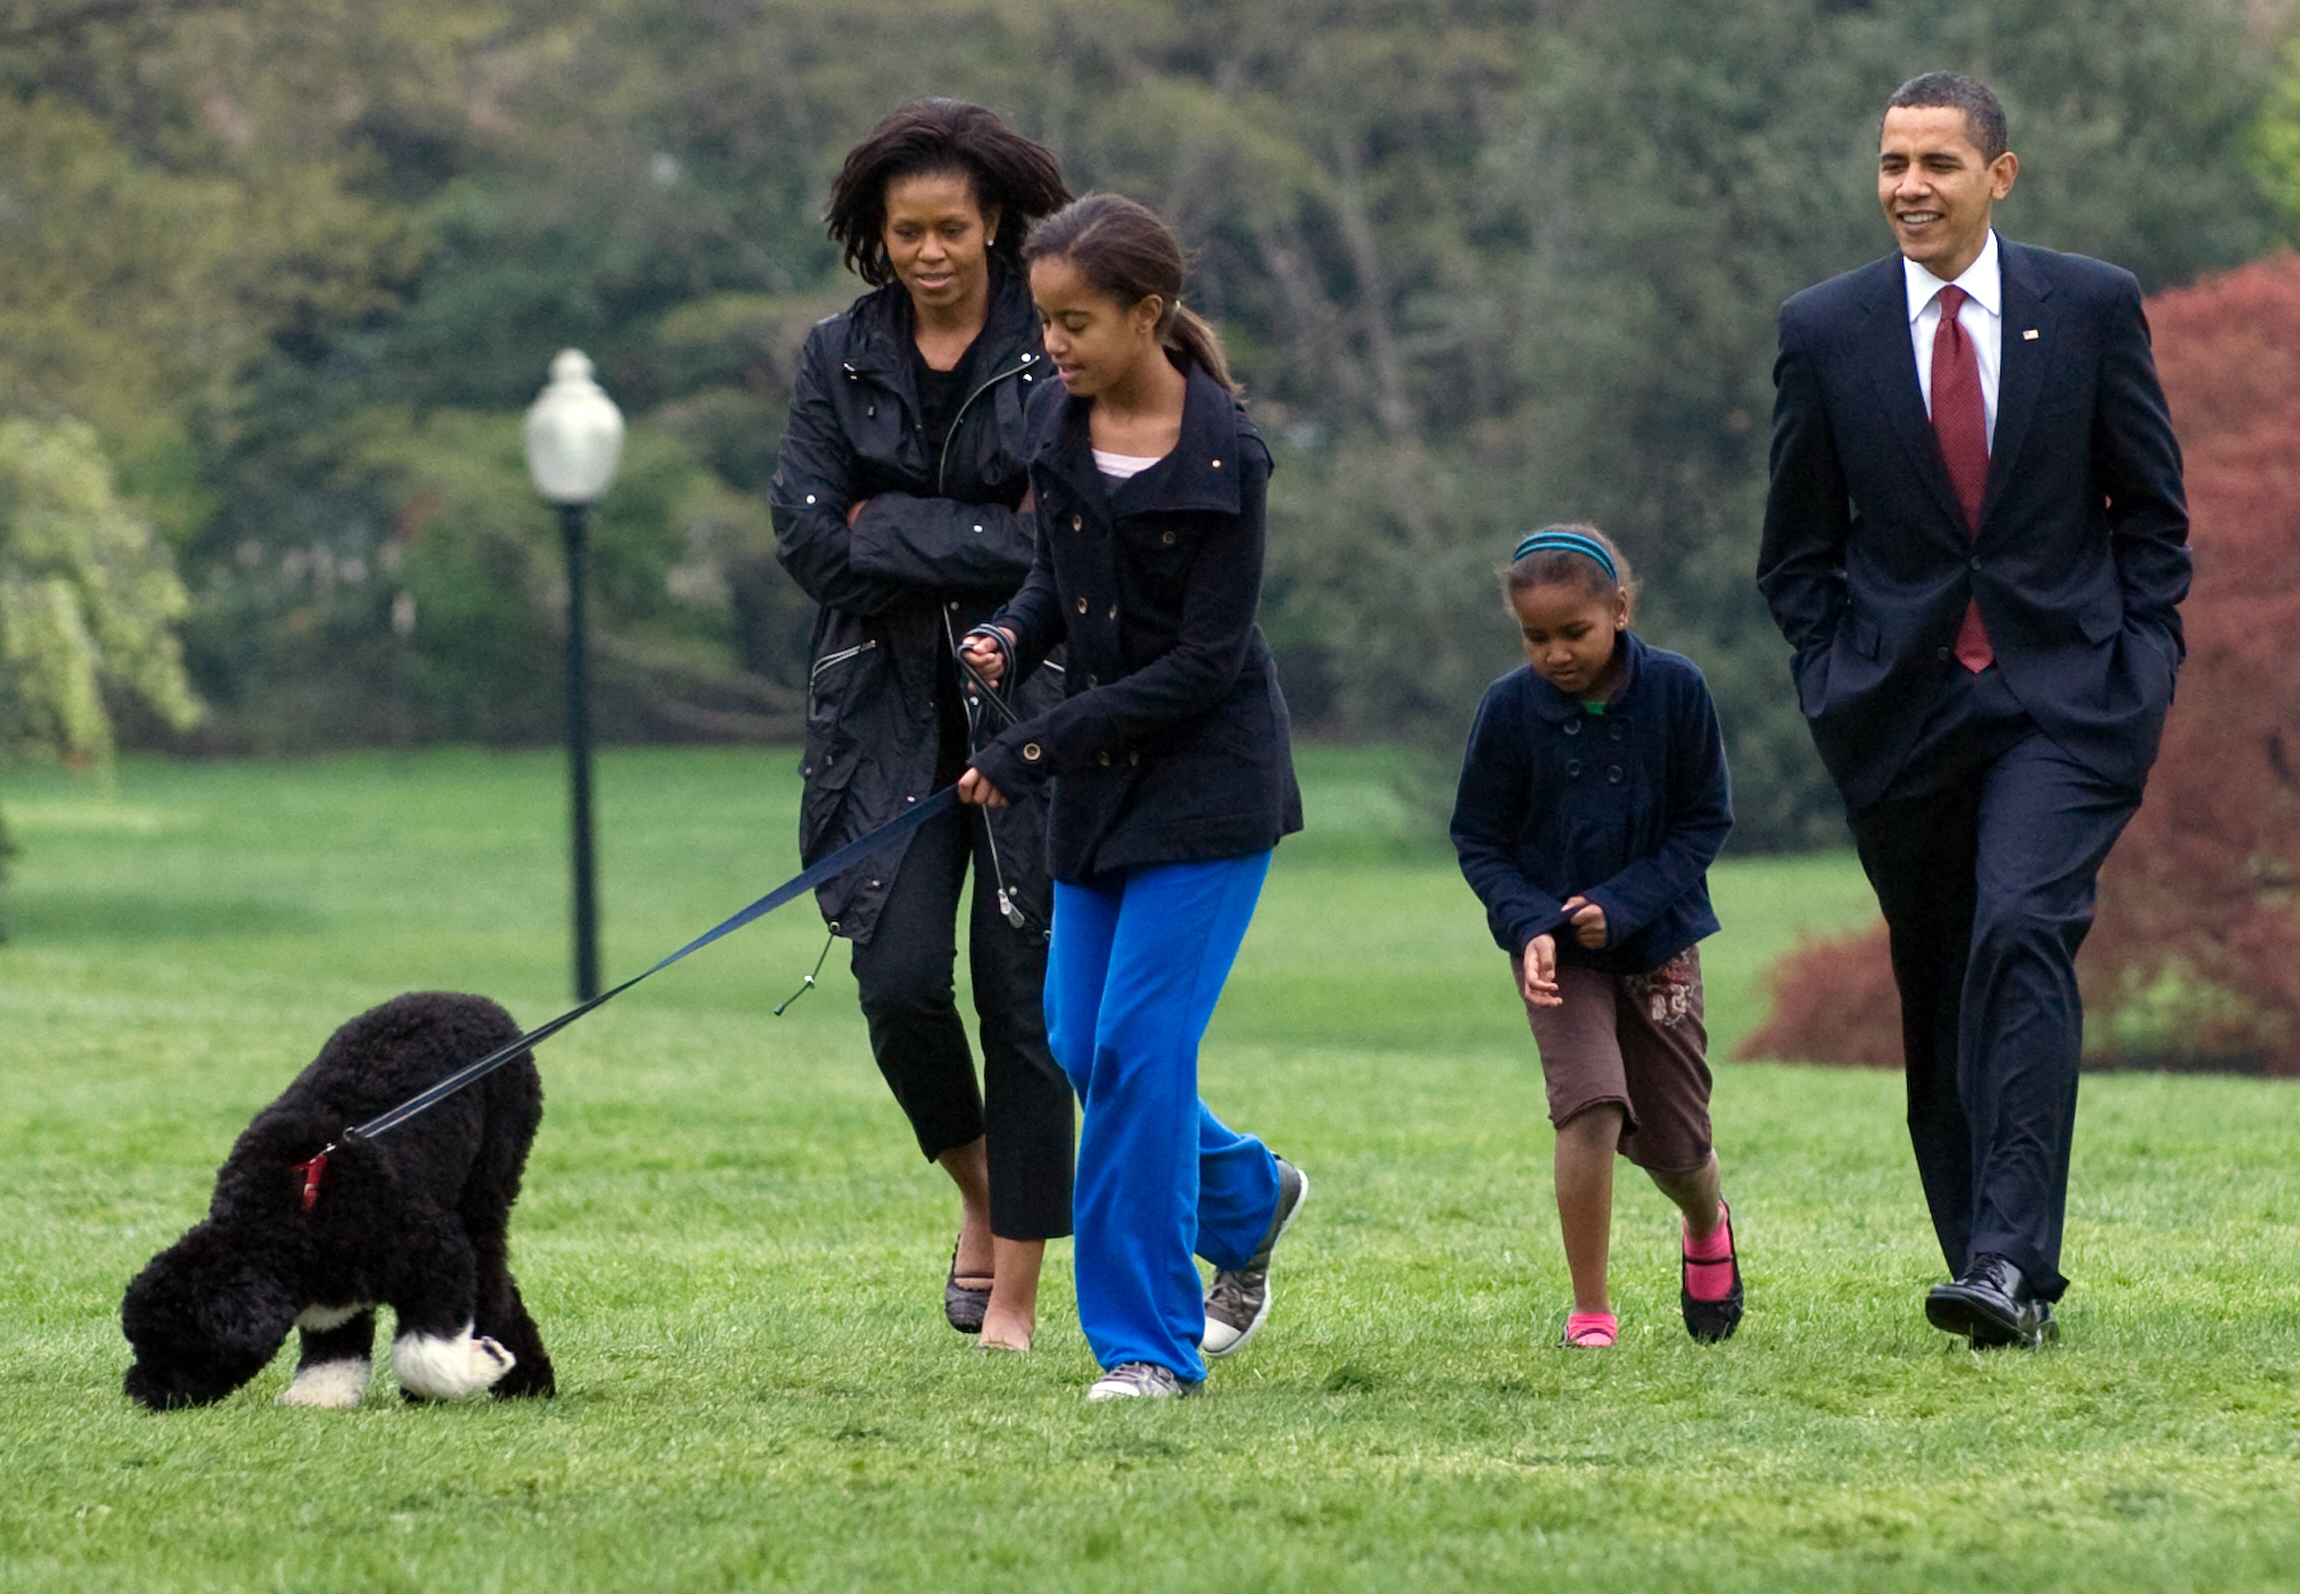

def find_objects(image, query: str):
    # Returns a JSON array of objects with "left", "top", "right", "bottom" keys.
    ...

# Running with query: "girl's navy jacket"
[
  {"left": 971, "top": 359, "right": 1303, "bottom": 880},
  {"left": 1450, "top": 630, "right": 1732, "bottom": 974}
]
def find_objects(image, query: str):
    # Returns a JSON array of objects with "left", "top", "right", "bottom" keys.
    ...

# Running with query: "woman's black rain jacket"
[{"left": 770, "top": 268, "right": 1061, "bottom": 942}]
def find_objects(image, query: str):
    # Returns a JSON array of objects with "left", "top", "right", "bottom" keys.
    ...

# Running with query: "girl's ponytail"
[
  {"left": 1162, "top": 303, "right": 1235, "bottom": 394},
  {"left": 1025, "top": 193, "right": 1237, "bottom": 393}
]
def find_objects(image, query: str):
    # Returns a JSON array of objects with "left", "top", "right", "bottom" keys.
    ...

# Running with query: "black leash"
[
  {"left": 291, "top": 785, "right": 963, "bottom": 1205},
  {"left": 954, "top": 631, "right": 1024, "bottom": 731},
  {"left": 950, "top": 629, "right": 1046, "bottom": 934}
]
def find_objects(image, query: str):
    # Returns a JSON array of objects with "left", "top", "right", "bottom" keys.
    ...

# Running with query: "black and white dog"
[{"left": 122, "top": 992, "right": 555, "bottom": 1410}]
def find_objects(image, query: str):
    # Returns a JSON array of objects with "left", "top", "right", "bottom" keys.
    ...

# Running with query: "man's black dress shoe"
[{"left": 1925, "top": 1253, "right": 2057, "bottom": 1349}]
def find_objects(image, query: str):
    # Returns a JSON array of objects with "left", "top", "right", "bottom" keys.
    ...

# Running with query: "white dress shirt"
[{"left": 1904, "top": 228, "right": 2003, "bottom": 444}]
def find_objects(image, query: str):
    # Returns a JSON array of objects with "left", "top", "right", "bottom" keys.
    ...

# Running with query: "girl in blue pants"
[{"left": 958, "top": 193, "right": 1309, "bottom": 1399}]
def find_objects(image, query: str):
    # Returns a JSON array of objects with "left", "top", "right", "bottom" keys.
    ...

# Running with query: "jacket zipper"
[
  {"left": 809, "top": 638, "right": 877, "bottom": 680},
  {"left": 936, "top": 351, "right": 1037, "bottom": 495}
]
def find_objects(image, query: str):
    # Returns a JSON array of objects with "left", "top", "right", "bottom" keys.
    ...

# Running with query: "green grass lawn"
[{"left": 3, "top": 746, "right": 2297, "bottom": 1592}]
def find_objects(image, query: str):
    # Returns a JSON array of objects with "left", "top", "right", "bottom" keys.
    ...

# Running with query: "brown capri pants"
[{"left": 1520, "top": 946, "right": 1713, "bottom": 1174}]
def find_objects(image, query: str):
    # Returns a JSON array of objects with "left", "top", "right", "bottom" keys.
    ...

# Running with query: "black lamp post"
[{"left": 523, "top": 350, "right": 625, "bottom": 1000}]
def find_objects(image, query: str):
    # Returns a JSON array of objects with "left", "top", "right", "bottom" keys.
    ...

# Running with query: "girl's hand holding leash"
[
  {"left": 958, "top": 625, "right": 1013, "bottom": 687},
  {"left": 1562, "top": 895, "right": 1608, "bottom": 949},
  {"left": 1521, "top": 934, "right": 1562, "bottom": 1007},
  {"left": 955, "top": 624, "right": 1018, "bottom": 809}
]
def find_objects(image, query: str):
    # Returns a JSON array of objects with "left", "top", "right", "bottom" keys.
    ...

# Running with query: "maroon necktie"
[{"left": 1930, "top": 284, "right": 1995, "bottom": 672}]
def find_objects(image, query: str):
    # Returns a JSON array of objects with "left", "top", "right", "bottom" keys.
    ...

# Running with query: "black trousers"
[
  {"left": 1847, "top": 666, "right": 2140, "bottom": 1301},
  {"left": 848, "top": 802, "right": 1073, "bottom": 1240}
]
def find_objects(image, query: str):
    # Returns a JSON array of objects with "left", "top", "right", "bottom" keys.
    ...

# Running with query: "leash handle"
[
  {"left": 772, "top": 928, "right": 837, "bottom": 1016},
  {"left": 954, "top": 626, "right": 1023, "bottom": 731}
]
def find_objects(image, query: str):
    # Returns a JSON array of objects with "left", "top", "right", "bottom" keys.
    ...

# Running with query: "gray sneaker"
[
  {"left": 1086, "top": 1362, "right": 1199, "bottom": 1401},
  {"left": 1202, "top": 1156, "right": 1309, "bottom": 1358}
]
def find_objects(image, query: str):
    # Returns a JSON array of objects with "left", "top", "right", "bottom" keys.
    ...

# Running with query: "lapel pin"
[{"left": 2022, "top": 328, "right": 2040, "bottom": 340}]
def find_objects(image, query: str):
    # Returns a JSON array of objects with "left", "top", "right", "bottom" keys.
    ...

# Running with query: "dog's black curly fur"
[{"left": 122, "top": 992, "right": 554, "bottom": 1411}]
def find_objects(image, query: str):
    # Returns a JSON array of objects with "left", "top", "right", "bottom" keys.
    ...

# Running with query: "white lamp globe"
[{"left": 524, "top": 349, "right": 626, "bottom": 506}]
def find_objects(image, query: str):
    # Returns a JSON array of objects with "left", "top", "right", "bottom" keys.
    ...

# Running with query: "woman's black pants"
[{"left": 848, "top": 802, "right": 1073, "bottom": 1240}]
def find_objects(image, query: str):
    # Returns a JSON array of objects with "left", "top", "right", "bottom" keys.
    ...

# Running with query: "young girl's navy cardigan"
[{"left": 1450, "top": 629, "right": 1732, "bottom": 974}]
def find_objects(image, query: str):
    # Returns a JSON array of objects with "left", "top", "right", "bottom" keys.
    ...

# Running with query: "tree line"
[{"left": 3, "top": 0, "right": 2296, "bottom": 863}]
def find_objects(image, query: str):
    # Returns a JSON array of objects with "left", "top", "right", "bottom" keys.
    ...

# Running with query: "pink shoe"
[
  {"left": 1560, "top": 1311, "right": 1618, "bottom": 1348},
  {"left": 1680, "top": 1200, "right": 1744, "bottom": 1343}
]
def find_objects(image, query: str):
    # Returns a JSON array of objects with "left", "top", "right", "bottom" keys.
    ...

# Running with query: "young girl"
[
  {"left": 1450, "top": 526, "right": 1743, "bottom": 1348},
  {"left": 957, "top": 193, "right": 1309, "bottom": 1400}
]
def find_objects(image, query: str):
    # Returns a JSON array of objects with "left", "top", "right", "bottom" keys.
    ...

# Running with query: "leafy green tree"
[
  {"left": 0, "top": 418, "right": 198, "bottom": 761},
  {"left": 1451, "top": 0, "right": 2284, "bottom": 845},
  {"left": 5, "top": 0, "right": 2289, "bottom": 850},
  {"left": 0, "top": 416, "right": 201, "bottom": 928},
  {"left": 2255, "top": 35, "right": 2300, "bottom": 236}
]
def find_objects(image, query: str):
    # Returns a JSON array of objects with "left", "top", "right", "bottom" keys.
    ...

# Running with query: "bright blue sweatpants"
[{"left": 1048, "top": 853, "right": 1283, "bottom": 1382}]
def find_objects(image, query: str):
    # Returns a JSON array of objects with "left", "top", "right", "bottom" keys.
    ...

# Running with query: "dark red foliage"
[
  {"left": 1735, "top": 920, "right": 1902, "bottom": 1069},
  {"left": 1741, "top": 252, "right": 2300, "bottom": 1076}
]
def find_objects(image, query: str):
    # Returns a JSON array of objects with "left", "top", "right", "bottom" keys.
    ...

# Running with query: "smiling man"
[{"left": 1757, "top": 73, "right": 2189, "bottom": 1347}]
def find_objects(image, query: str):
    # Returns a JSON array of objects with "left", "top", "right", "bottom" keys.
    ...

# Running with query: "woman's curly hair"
[{"left": 825, "top": 99, "right": 1070, "bottom": 288}]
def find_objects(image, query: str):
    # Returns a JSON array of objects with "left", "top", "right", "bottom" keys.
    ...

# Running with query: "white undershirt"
[
  {"left": 1903, "top": 229, "right": 2004, "bottom": 443},
  {"left": 1093, "top": 448, "right": 1165, "bottom": 483}
]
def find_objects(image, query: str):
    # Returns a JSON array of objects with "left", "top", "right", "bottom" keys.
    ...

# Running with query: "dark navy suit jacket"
[{"left": 1757, "top": 238, "right": 2189, "bottom": 811}]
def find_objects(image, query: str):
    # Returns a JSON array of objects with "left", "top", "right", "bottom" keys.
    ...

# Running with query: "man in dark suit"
[{"left": 1758, "top": 72, "right": 2188, "bottom": 1347}]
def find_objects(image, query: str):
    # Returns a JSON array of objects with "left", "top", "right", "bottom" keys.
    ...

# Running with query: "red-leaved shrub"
[
  {"left": 1740, "top": 252, "right": 2300, "bottom": 1076},
  {"left": 1735, "top": 920, "right": 1901, "bottom": 1069}
]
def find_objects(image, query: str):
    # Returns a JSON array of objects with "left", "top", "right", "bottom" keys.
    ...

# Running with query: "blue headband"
[{"left": 1511, "top": 531, "right": 1617, "bottom": 582}]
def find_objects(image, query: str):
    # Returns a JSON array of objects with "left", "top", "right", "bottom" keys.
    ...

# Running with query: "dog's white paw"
[
  {"left": 394, "top": 1325, "right": 517, "bottom": 1400},
  {"left": 277, "top": 1357, "right": 371, "bottom": 1408}
]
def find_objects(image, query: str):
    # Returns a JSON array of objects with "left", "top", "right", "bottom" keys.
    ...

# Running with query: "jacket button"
[
  {"left": 1087, "top": 674, "right": 1098, "bottom": 686},
  {"left": 1935, "top": 646, "right": 1952, "bottom": 661},
  {"left": 1609, "top": 723, "right": 1625, "bottom": 740},
  {"left": 1563, "top": 720, "right": 1580, "bottom": 736},
  {"left": 1071, "top": 514, "right": 1083, "bottom": 531},
  {"left": 1162, "top": 529, "right": 1176, "bottom": 544},
  {"left": 972, "top": 524, "right": 984, "bottom": 534},
  {"left": 947, "top": 600, "right": 959, "bottom": 610},
  {"left": 1211, "top": 459, "right": 1222, "bottom": 469},
  {"left": 1096, "top": 751, "right": 1110, "bottom": 766},
  {"left": 1607, "top": 766, "right": 1625, "bottom": 784},
  {"left": 1969, "top": 555, "right": 1983, "bottom": 571},
  {"left": 1129, "top": 751, "right": 1140, "bottom": 765},
  {"left": 1076, "top": 597, "right": 1089, "bottom": 614},
  {"left": 1566, "top": 758, "right": 1583, "bottom": 776},
  {"left": 1023, "top": 743, "right": 1042, "bottom": 761},
  {"left": 1107, "top": 604, "right": 1118, "bottom": 619},
  {"left": 805, "top": 494, "right": 817, "bottom": 504}
]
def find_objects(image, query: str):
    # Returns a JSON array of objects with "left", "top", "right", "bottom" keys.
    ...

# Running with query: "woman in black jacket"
[
  {"left": 769, "top": 101, "right": 1071, "bottom": 1351},
  {"left": 959, "top": 195, "right": 1309, "bottom": 1400}
]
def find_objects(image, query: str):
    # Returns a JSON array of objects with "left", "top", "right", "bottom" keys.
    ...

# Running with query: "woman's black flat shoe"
[{"left": 945, "top": 1247, "right": 992, "bottom": 1334}]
